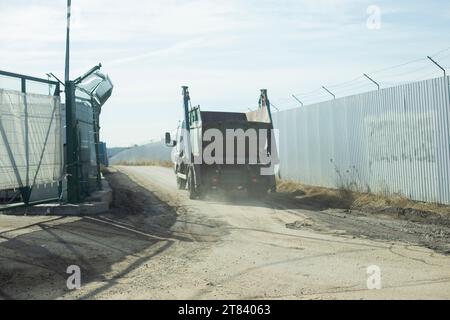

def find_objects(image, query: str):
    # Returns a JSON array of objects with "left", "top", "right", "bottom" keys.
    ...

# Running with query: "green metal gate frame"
[{"left": 65, "top": 64, "right": 108, "bottom": 203}]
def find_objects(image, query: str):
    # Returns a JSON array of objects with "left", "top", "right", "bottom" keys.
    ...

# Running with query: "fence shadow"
[{"left": 0, "top": 171, "right": 187, "bottom": 300}]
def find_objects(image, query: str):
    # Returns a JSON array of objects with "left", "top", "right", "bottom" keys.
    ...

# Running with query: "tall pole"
[
  {"left": 65, "top": 0, "right": 71, "bottom": 82},
  {"left": 64, "top": 0, "right": 80, "bottom": 203}
]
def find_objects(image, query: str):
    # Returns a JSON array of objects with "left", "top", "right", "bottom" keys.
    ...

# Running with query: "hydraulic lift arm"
[{"left": 258, "top": 89, "right": 274, "bottom": 126}]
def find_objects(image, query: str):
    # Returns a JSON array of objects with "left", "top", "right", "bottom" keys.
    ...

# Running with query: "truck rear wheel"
[
  {"left": 177, "top": 177, "right": 186, "bottom": 190},
  {"left": 188, "top": 170, "right": 197, "bottom": 200},
  {"left": 188, "top": 168, "right": 206, "bottom": 200}
]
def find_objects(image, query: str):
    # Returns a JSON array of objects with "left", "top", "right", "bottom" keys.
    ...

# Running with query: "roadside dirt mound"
[
  {"left": 276, "top": 179, "right": 450, "bottom": 227},
  {"left": 272, "top": 182, "right": 450, "bottom": 255}
]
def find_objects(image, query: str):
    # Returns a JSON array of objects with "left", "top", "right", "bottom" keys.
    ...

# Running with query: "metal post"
[
  {"left": 54, "top": 82, "right": 61, "bottom": 97},
  {"left": 92, "top": 103, "right": 102, "bottom": 190},
  {"left": 64, "top": 0, "right": 81, "bottom": 203},
  {"left": 363, "top": 73, "right": 380, "bottom": 90},
  {"left": 270, "top": 103, "right": 279, "bottom": 112},
  {"left": 65, "top": 0, "right": 71, "bottom": 82},
  {"left": 54, "top": 82, "right": 63, "bottom": 201},
  {"left": 292, "top": 94, "right": 304, "bottom": 107},
  {"left": 322, "top": 86, "right": 336, "bottom": 99},
  {"left": 21, "top": 78, "right": 26, "bottom": 93},
  {"left": 65, "top": 81, "right": 80, "bottom": 203},
  {"left": 20, "top": 77, "right": 31, "bottom": 204},
  {"left": 46, "top": 73, "right": 51, "bottom": 95},
  {"left": 427, "top": 56, "right": 446, "bottom": 77}
]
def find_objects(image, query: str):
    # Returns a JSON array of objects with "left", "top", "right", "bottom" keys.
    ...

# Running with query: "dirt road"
[{"left": 1, "top": 166, "right": 449, "bottom": 299}]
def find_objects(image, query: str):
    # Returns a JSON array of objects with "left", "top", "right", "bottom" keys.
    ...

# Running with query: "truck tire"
[
  {"left": 197, "top": 187, "right": 206, "bottom": 200},
  {"left": 188, "top": 168, "right": 206, "bottom": 200},
  {"left": 177, "top": 177, "right": 186, "bottom": 190},
  {"left": 188, "top": 169, "right": 197, "bottom": 200}
]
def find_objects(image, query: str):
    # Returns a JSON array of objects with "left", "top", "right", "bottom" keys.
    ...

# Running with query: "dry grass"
[
  {"left": 113, "top": 160, "right": 173, "bottom": 168},
  {"left": 277, "top": 180, "right": 354, "bottom": 209},
  {"left": 352, "top": 192, "right": 450, "bottom": 215},
  {"left": 277, "top": 179, "right": 450, "bottom": 216}
]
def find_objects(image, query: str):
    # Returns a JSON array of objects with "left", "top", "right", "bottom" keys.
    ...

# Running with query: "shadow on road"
[{"left": 0, "top": 170, "right": 186, "bottom": 300}]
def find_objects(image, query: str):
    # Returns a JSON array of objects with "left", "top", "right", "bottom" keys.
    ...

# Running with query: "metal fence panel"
[
  {"left": 0, "top": 89, "right": 62, "bottom": 190},
  {"left": 75, "top": 99, "right": 98, "bottom": 196},
  {"left": 272, "top": 76, "right": 450, "bottom": 204}
]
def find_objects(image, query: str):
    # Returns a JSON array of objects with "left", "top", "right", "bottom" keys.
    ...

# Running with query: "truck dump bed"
[
  {"left": 200, "top": 111, "right": 247, "bottom": 123},
  {"left": 189, "top": 109, "right": 273, "bottom": 165}
]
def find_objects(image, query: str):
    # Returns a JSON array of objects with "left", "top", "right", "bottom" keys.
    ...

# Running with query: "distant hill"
[
  {"left": 109, "top": 141, "right": 172, "bottom": 165},
  {"left": 107, "top": 147, "right": 132, "bottom": 158}
]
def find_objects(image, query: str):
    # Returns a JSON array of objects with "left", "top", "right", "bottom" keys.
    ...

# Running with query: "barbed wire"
[
  {"left": 369, "top": 57, "right": 427, "bottom": 75},
  {"left": 376, "top": 63, "right": 433, "bottom": 79},
  {"left": 293, "top": 87, "right": 324, "bottom": 97},
  {"left": 326, "top": 76, "right": 366, "bottom": 89},
  {"left": 434, "top": 51, "right": 450, "bottom": 63},
  {"left": 274, "top": 44, "right": 450, "bottom": 111},
  {"left": 413, "top": 69, "right": 442, "bottom": 82},
  {"left": 431, "top": 45, "right": 450, "bottom": 58},
  {"left": 332, "top": 82, "right": 375, "bottom": 95}
]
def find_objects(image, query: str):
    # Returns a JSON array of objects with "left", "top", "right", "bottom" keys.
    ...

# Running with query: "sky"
[{"left": 1, "top": 0, "right": 450, "bottom": 147}]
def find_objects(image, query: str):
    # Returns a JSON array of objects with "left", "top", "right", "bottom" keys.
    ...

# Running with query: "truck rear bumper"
[{"left": 201, "top": 165, "right": 275, "bottom": 192}]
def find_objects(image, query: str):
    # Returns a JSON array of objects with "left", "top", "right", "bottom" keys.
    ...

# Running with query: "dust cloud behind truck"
[{"left": 165, "top": 87, "right": 277, "bottom": 199}]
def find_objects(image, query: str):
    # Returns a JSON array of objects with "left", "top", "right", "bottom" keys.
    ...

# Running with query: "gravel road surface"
[{"left": 0, "top": 165, "right": 449, "bottom": 299}]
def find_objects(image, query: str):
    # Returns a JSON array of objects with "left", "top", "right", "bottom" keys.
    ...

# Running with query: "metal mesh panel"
[
  {"left": 0, "top": 89, "right": 63, "bottom": 190},
  {"left": 75, "top": 99, "right": 97, "bottom": 196}
]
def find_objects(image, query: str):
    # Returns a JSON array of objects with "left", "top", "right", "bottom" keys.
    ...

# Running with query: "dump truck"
[{"left": 165, "top": 87, "right": 277, "bottom": 199}]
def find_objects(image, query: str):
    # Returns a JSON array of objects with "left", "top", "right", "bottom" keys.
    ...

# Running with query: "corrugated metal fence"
[{"left": 272, "top": 76, "right": 450, "bottom": 204}]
